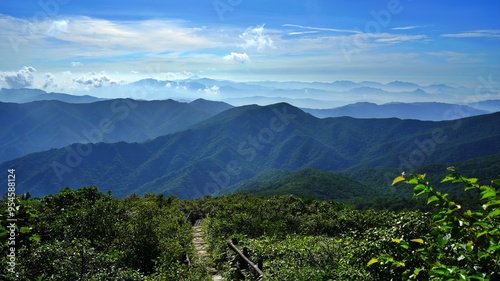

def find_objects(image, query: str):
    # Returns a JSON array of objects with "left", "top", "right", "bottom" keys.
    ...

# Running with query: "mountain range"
[
  {"left": 4, "top": 76, "right": 500, "bottom": 109},
  {"left": 28, "top": 77, "right": 498, "bottom": 108},
  {"left": 2, "top": 103, "right": 500, "bottom": 199},
  {"left": 302, "top": 102, "right": 490, "bottom": 121},
  {"left": 0, "top": 88, "right": 104, "bottom": 103},
  {"left": 0, "top": 98, "right": 232, "bottom": 162},
  {"left": 4, "top": 87, "right": 498, "bottom": 164}
]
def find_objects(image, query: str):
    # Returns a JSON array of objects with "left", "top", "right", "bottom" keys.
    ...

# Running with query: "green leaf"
[
  {"left": 392, "top": 238, "right": 401, "bottom": 243},
  {"left": 441, "top": 225, "right": 453, "bottom": 230},
  {"left": 477, "top": 231, "right": 489, "bottom": 238},
  {"left": 433, "top": 213, "right": 447, "bottom": 223},
  {"left": 392, "top": 175, "right": 406, "bottom": 185},
  {"left": 29, "top": 234, "right": 41, "bottom": 243},
  {"left": 492, "top": 179, "right": 500, "bottom": 186},
  {"left": 413, "top": 267, "right": 424, "bottom": 277},
  {"left": 486, "top": 199, "right": 500, "bottom": 208},
  {"left": 436, "top": 235, "right": 448, "bottom": 248},
  {"left": 458, "top": 175, "right": 469, "bottom": 183},
  {"left": 431, "top": 267, "right": 447, "bottom": 275},
  {"left": 487, "top": 245, "right": 500, "bottom": 253},
  {"left": 478, "top": 251, "right": 489, "bottom": 259},
  {"left": 367, "top": 258, "right": 378, "bottom": 266},
  {"left": 19, "top": 226, "right": 32, "bottom": 234},
  {"left": 480, "top": 189, "right": 496, "bottom": 200},
  {"left": 414, "top": 184, "right": 428, "bottom": 197},
  {"left": 441, "top": 175, "right": 456, "bottom": 183},
  {"left": 487, "top": 208, "right": 500, "bottom": 218},
  {"left": 407, "top": 177, "right": 420, "bottom": 184},
  {"left": 448, "top": 201, "right": 458, "bottom": 210},
  {"left": 427, "top": 195, "right": 439, "bottom": 205},
  {"left": 465, "top": 184, "right": 478, "bottom": 191},
  {"left": 467, "top": 178, "right": 478, "bottom": 184},
  {"left": 474, "top": 221, "right": 492, "bottom": 228},
  {"left": 0, "top": 226, "right": 7, "bottom": 238},
  {"left": 469, "top": 273, "right": 487, "bottom": 280}
]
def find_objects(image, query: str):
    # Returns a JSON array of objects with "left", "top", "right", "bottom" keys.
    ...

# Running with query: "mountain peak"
[
  {"left": 386, "top": 80, "right": 419, "bottom": 86},
  {"left": 192, "top": 102, "right": 309, "bottom": 130},
  {"left": 410, "top": 88, "right": 429, "bottom": 95}
]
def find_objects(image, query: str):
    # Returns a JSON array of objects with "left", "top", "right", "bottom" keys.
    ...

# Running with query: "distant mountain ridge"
[
  {"left": 58, "top": 77, "right": 500, "bottom": 108},
  {"left": 2, "top": 103, "right": 499, "bottom": 199},
  {"left": 4, "top": 79, "right": 499, "bottom": 113},
  {"left": 0, "top": 98, "right": 232, "bottom": 162},
  {"left": 0, "top": 88, "right": 104, "bottom": 103},
  {"left": 302, "top": 102, "right": 490, "bottom": 120},
  {"left": 468, "top": 100, "right": 500, "bottom": 112}
]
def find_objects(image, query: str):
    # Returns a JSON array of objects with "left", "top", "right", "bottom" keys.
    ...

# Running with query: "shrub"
[{"left": 370, "top": 168, "right": 500, "bottom": 280}]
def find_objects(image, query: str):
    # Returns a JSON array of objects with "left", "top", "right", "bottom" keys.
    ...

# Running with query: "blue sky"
[{"left": 0, "top": 0, "right": 499, "bottom": 93}]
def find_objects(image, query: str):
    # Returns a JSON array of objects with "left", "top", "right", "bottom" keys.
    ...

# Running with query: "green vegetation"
[
  {"left": 217, "top": 168, "right": 376, "bottom": 202},
  {"left": 370, "top": 167, "right": 500, "bottom": 280},
  {"left": 1, "top": 169, "right": 498, "bottom": 280},
  {"left": 201, "top": 194, "right": 428, "bottom": 280},
  {"left": 1, "top": 187, "right": 211, "bottom": 281}
]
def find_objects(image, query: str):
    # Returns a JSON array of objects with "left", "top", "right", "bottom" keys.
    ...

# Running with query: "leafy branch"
[{"left": 370, "top": 168, "right": 500, "bottom": 280}]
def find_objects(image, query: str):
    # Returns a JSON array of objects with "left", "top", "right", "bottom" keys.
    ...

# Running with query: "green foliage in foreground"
[
  {"left": 202, "top": 194, "right": 430, "bottom": 280},
  {"left": 1, "top": 187, "right": 211, "bottom": 281},
  {"left": 369, "top": 168, "right": 500, "bottom": 280},
  {"left": 1, "top": 169, "right": 498, "bottom": 280},
  {"left": 201, "top": 169, "right": 499, "bottom": 280}
]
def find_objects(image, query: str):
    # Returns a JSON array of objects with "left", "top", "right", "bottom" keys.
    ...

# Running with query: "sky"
[{"left": 0, "top": 0, "right": 499, "bottom": 94}]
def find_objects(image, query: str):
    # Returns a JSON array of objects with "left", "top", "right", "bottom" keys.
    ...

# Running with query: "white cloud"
[
  {"left": 283, "top": 24, "right": 360, "bottom": 34},
  {"left": 224, "top": 52, "right": 250, "bottom": 64},
  {"left": 47, "top": 19, "right": 69, "bottom": 36},
  {"left": 71, "top": 62, "right": 83, "bottom": 67},
  {"left": 426, "top": 51, "right": 482, "bottom": 63},
  {"left": 63, "top": 17, "right": 219, "bottom": 52},
  {"left": 0, "top": 66, "right": 37, "bottom": 89},
  {"left": 287, "top": 31, "right": 319, "bottom": 36},
  {"left": 199, "top": 85, "right": 220, "bottom": 95},
  {"left": 441, "top": 30, "right": 500, "bottom": 38},
  {"left": 239, "top": 24, "right": 275, "bottom": 51},
  {"left": 42, "top": 73, "right": 58, "bottom": 90},
  {"left": 164, "top": 71, "right": 194, "bottom": 80},
  {"left": 392, "top": 26, "right": 427, "bottom": 31},
  {"left": 73, "top": 72, "right": 122, "bottom": 89},
  {"left": 373, "top": 33, "right": 428, "bottom": 44},
  {"left": 0, "top": 15, "right": 221, "bottom": 61},
  {"left": 261, "top": 25, "right": 429, "bottom": 58}
]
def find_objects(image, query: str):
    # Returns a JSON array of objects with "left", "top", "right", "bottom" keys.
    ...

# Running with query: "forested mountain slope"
[
  {"left": 0, "top": 98, "right": 232, "bottom": 161},
  {"left": 2, "top": 103, "right": 499, "bottom": 198}
]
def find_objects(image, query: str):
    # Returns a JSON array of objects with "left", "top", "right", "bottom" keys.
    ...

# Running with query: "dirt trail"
[{"left": 193, "top": 219, "right": 222, "bottom": 281}]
